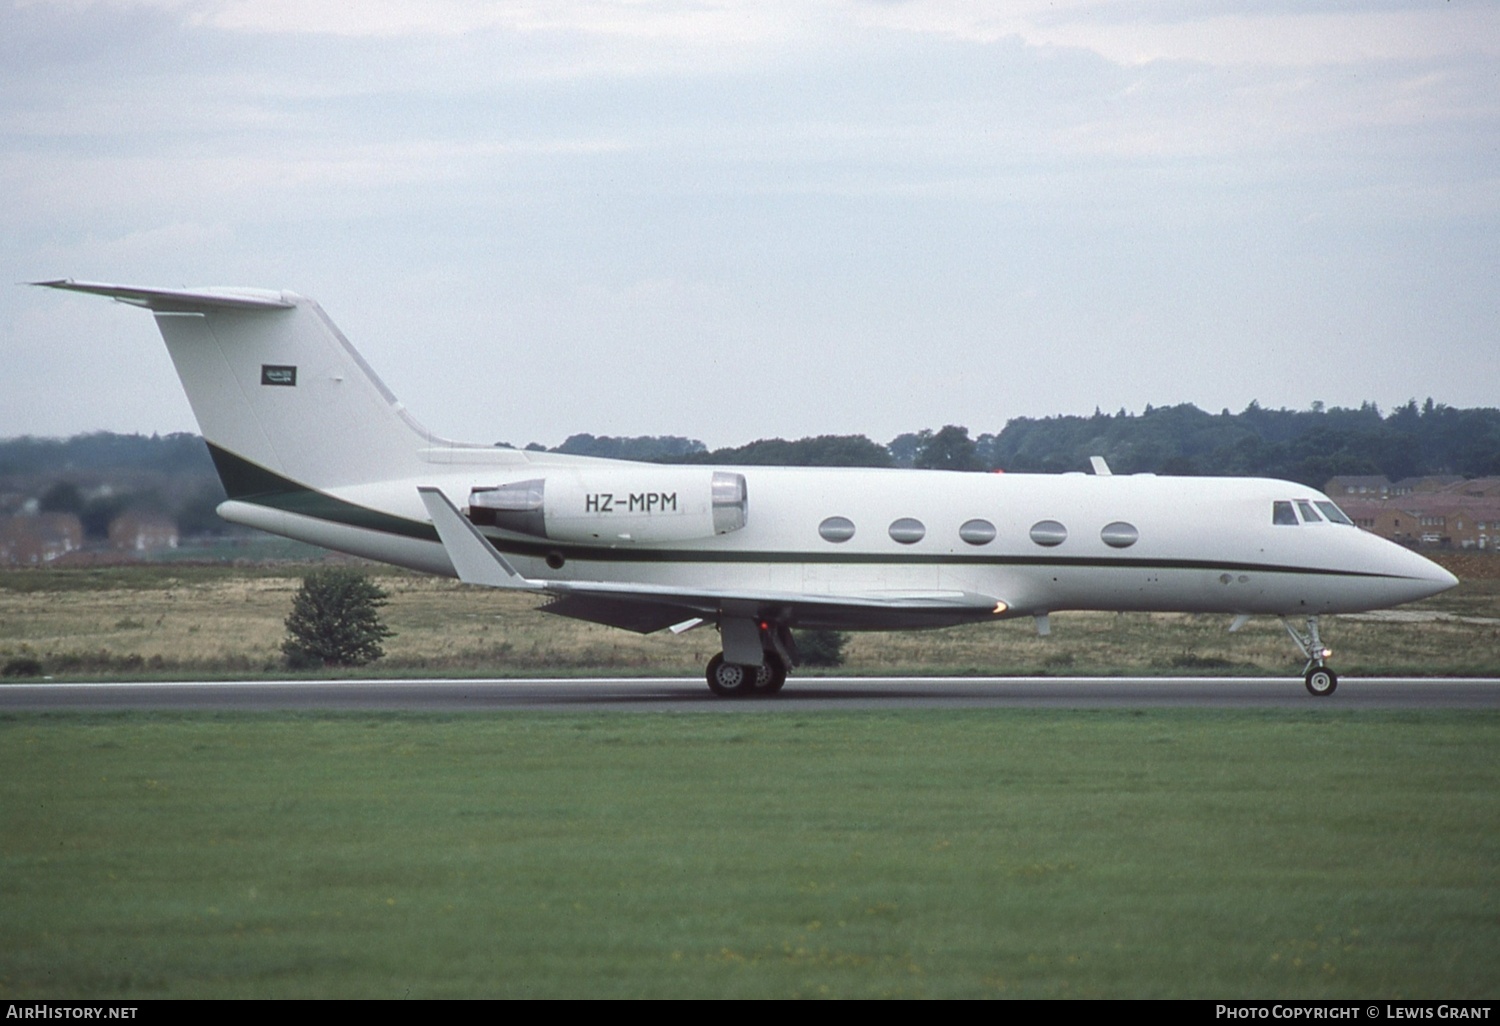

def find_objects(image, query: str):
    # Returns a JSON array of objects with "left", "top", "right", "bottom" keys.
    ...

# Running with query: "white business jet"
[{"left": 37, "top": 280, "right": 1458, "bottom": 697}]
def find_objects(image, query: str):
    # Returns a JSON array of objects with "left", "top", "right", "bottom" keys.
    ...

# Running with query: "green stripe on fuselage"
[
  {"left": 204, "top": 443, "right": 1407, "bottom": 580},
  {"left": 207, "top": 443, "right": 439, "bottom": 542}
]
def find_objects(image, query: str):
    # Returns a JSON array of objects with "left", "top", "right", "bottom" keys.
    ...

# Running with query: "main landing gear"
[
  {"left": 1281, "top": 616, "right": 1338, "bottom": 697},
  {"left": 706, "top": 651, "right": 788, "bottom": 697},
  {"left": 704, "top": 618, "right": 797, "bottom": 698}
]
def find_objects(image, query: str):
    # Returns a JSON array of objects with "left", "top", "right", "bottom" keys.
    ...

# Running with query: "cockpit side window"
[
  {"left": 1296, "top": 500, "right": 1324, "bottom": 523},
  {"left": 1315, "top": 501, "right": 1354, "bottom": 526},
  {"left": 1273, "top": 501, "right": 1297, "bottom": 525}
]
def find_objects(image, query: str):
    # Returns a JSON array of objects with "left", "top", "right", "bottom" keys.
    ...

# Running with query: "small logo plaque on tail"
[{"left": 261, "top": 365, "right": 297, "bottom": 386}]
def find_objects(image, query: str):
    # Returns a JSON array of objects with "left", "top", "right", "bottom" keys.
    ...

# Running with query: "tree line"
[
  {"left": 3, "top": 399, "right": 1497, "bottom": 527},
  {"left": 536, "top": 400, "right": 1500, "bottom": 486},
  {"left": 0, "top": 431, "right": 229, "bottom": 538}
]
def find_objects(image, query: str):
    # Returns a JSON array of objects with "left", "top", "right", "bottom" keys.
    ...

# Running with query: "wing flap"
[
  {"left": 536, "top": 586, "right": 1004, "bottom": 633},
  {"left": 538, "top": 594, "right": 701, "bottom": 634}
]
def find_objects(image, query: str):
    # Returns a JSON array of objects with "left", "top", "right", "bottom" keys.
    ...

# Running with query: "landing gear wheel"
[
  {"left": 1304, "top": 666, "right": 1338, "bottom": 697},
  {"left": 1283, "top": 617, "right": 1339, "bottom": 699},
  {"left": 751, "top": 654, "right": 788, "bottom": 695},
  {"left": 706, "top": 653, "right": 755, "bottom": 697}
]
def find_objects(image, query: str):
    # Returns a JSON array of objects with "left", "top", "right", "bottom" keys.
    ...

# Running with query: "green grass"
[
  {"left": 2, "top": 710, "right": 1495, "bottom": 998},
  {"left": 3, "top": 565, "right": 1499, "bottom": 680}
]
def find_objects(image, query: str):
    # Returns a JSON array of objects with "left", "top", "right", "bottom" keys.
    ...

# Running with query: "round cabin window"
[
  {"left": 818, "top": 516, "right": 856, "bottom": 543},
  {"left": 1100, "top": 522, "right": 1139, "bottom": 548},
  {"left": 888, "top": 518, "right": 926, "bottom": 544},
  {"left": 959, "top": 519, "right": 996, "bottom": 545},
  {"left": 1029, "top": 520, "right": 1068, "bottom": 547}
]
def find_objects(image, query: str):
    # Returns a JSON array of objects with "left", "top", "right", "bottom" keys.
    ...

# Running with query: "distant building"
[
  {"left": 1324, "top": 475, "right": 1392, "bottom": 498},
  {"left": 108, "top": 511, "right": 180, "bottom": 552},
  {"left": 1447, "top": 477, "right": 1500, "bottom": 498},
  {"left": 1389, "top": 475, "right": 1466, "bottom": 496},
  {"left": 0, "top": 513, "right": 85, "bottom": 565},
  {"left": 1337, "top": 493, "right": 1500, "bottom": 550}
]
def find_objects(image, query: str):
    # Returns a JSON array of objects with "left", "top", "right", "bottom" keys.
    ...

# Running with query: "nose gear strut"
[{"left": 1281, "top": 616, "right": 1337, "bottom": 696}]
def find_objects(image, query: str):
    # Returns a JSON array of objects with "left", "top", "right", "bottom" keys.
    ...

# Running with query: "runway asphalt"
[{"left": 2, "top": 676, "right": 1498, "bottom": 712}]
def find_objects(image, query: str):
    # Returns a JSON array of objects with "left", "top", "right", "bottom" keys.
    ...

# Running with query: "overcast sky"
[{"left": 3, "top": 0, "right": 1496, "bottom": 450}]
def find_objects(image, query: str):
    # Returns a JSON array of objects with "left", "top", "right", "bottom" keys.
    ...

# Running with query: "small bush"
[
  {"left": 3, "top": 656, "right": 44, "bottom": 678},
  {"left": 282, "top": 568, "right": 393, "bottom": 668},
  {"left": 795, "top": 629, "right": 847, "bottom": 668}
]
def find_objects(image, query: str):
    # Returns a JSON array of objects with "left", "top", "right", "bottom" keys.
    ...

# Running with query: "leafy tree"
[
  {"left": 38, "top": 481, "right": 85, "bottom": 515},
  {"left": 80, "top": 493, "right": 132, "bottom": 540},
  {"left": 887, "top": 431, "right": 926, "bottom": 467},
  {"left": 0, "top": 431, "right": 215, "bottom": 476},
  {"left": 554, "top": 433, "right": 707, "bottom": 462},
  {"left": 679, "top": 434, "right": 892, "bottom": 468},
  {"left": 175, "top": 480, "right": 233, "bottom": 536},
  {"left": 282, "top": 568, "right": 393, "bottom": 668},
  {"left": 913, "top": 425, "right": 986, "bottom": 472},
  {"left": 795, "top": 629, "right": 847, "bottom": 667}
]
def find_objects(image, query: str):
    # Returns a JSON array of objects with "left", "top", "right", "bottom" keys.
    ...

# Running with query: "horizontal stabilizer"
[{"left": 34, "top": 279, "right": 294, "bottom": 312}]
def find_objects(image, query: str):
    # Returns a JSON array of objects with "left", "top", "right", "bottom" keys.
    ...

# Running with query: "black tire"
[
  {"left": 706, "top": 652, "right": 755, "bottom": 697},
  {"left": 750, "top": 653, "right": 788, "bottom": 695},
  {"left": 1304, "top": 666, "right": 1338, "bottom": 697}
]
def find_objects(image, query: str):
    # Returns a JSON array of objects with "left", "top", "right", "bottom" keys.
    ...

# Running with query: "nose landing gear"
[{"left": 1281, "top": 616, "right": 1338, "bottom": 696}]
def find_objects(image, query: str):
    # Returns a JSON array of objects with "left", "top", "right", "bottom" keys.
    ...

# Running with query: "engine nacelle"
[{"left": 467, "top": 469, "right": 747, "bottom": 544}]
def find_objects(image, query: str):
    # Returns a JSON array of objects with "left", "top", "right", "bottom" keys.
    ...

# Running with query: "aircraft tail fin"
[{"left": 36, "top": 280, "right": 442, "bottom": 493}]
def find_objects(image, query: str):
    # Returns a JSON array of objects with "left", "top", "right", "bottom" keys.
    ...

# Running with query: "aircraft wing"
[{"left": 419, "top": 487, "right": 1006, "bottom": 633}]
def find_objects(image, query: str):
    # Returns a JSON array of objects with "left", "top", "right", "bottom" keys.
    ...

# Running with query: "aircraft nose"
[
  {"left": 1422, "top": 560, "right": 1460, "bottom": 596},
  {"left": 1399, "top": 549, "right": 1459, "bottom": 601}
]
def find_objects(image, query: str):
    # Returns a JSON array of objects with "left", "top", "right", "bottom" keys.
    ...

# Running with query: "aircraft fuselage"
[{"left": 219, "top": 457, "right": 1454, "bottom": 630}]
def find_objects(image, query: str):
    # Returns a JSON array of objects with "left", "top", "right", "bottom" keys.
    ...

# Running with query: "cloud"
[
  {"left": 198, "top": 0, "right": 790, "bottom": 44},
  {"left": 20, "top": 0, "right": 1500, "bottom": 69},
  {"left": 851, "top": 1, "right": 1500, "bottom": 67},
  {"left": 4, "top": 0, "right": 1498, "bottom": 445},
  {"left": 33, "top": 221, "right": 235, "bottom": 269}
]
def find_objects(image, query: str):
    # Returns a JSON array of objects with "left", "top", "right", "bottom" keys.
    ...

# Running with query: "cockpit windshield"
[
  {"left": 1315, "top": 501, "right": 1353, "bottom": 525},
  {"left": 1273, "top": 499, "right": 1355, "bottom": 526}
]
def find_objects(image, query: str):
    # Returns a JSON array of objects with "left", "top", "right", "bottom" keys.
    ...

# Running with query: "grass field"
[
  {"left": 1, "top": 560, "right": 1498, "bottom": 679},
  {"left": 1, "top": 710, "right": 1495, "bottom": 998},
  {"left": 2, "top": 563, "right": 1496, "bottom": 998}
]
